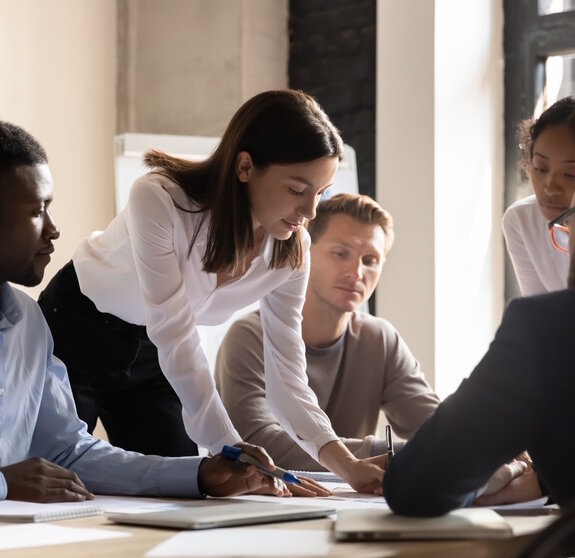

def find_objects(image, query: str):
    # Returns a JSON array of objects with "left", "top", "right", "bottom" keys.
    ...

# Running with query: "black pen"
[{"left": 385, "top": 424, "right": 394, "bottom": 460}]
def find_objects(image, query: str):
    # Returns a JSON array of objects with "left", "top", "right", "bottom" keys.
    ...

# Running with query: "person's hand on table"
[
  {"left": 478, "top": 459, "right": 528, "bottom": 498},
  {"left": 318, "top": 441, "right": 385, "bottom": 495},
  {"left": 345, "top": 457, "right": 385, "bottom": 495},
  {"left": 198, "top": 450, "right": 289, "bottom": 497},
  {"left": 288, "top": 475, "right": 331, "bottom": 497},
  {"left": 474, "top": 470, "right": 543, "bottom": 506},
  {"left": 1, "top": 457, "right": 94, "bottom": 503}
]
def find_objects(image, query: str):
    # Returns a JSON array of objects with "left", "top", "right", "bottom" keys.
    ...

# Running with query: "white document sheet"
[
  {"left": 0, "top": 523, "right": 131, "bottom": 550},
  {"left": 93, "top": 495, "right": 188, "bottom": 514},
  {"left": 146, "top": 528, "right": 332, "bottom": 557}
]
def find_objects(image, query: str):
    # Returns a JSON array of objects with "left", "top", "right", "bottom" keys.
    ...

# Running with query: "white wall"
[
  {"left": 0, "top": 0, "right": 117, "bottom": 298},
  {"left": 376, "top": 0, "right": 505, "bottom": 397},
  {"left": 434, "top": 0, "right": 505, "bottom": 396},
  {"left": 1, "top": 0, "right": 289, "bottom": 300},
  {"left": 376, "top": 1, "right": 437, "bottom": 388}
]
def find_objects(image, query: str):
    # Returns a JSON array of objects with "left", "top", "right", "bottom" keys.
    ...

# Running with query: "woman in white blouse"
[
  {"left": 38, "top": 89, "right": 386, "bottom": 494},
  {"left": 503, "top": 96, "right": 575, "bottom": 296}
]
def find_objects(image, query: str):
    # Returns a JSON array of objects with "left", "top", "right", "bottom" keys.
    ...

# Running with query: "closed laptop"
[
  {"left": 108, "top": 498, "right": 335, "bottom": 530},
  {"left": 335, "top": 508, "right": 513, "bottom": 541}
]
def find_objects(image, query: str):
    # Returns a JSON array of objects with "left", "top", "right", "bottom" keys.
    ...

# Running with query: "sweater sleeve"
[{"left": 377, "top": 320, "right": 441, "bottom": 439}]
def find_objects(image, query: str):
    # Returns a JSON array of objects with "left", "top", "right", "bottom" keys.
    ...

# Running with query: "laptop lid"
[
  {"left": 108, "top": 499, "right": 335, "bottom": 531},
  {"left": 334, "top": 508, "right": 513, "bottom": 541}
]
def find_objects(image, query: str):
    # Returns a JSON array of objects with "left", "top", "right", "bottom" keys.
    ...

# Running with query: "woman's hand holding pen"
[
  {"left": 343, "top": 456, "right": 385, "bottom": 495},
  {"left": 318, "top": 440, "right": 385, "bottom": 495}
]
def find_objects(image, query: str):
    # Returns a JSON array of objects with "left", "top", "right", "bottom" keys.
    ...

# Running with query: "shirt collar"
[{"left": 0, "top": 282, "right": 24, "bottom": 328}]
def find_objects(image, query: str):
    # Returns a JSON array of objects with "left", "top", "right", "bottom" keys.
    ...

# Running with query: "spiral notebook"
[{"left": 0, "top": 500, "right": 103, "bottom": 523}]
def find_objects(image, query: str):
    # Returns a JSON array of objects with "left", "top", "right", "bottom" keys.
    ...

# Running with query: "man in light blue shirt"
[{"left": 0, "top": 120, "right": 306, "bottom": 503}]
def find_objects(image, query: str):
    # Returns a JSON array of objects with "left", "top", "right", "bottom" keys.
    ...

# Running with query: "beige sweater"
[{"left": 215, "top": 311, "right": 441, "bottom": 471}]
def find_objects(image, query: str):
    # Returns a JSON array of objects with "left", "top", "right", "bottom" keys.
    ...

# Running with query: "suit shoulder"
[{"left": 506, "top": 289, "right": 575, "bottom": 315}]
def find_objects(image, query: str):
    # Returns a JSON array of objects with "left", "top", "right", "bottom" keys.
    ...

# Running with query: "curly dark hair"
[
  {"left": 0, "top": 121, "right": 47, "bottom": 172},
  {"left": 518, "top": 97, "right": 575, "bottom": 179}
]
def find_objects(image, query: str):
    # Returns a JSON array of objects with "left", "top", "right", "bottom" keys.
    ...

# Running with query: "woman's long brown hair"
[{"left": 144, "top": 89, "right": 344, "bottom": 275}]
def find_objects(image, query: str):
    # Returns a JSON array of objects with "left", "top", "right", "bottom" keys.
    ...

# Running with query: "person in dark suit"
[{"left": 383, "top": 201, "right": 575, "bottom": 517}]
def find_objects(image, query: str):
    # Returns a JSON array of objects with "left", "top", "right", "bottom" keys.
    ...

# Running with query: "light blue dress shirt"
[{"left": 0, "top": 282, "right": 202, "bottom": 500}]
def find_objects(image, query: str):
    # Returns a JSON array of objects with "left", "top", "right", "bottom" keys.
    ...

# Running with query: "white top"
[
  {"left": 73, "top": 172, "right": 338, "bottom": 457},
  {"left": 502, "top": 194, "right": 569, "bottom": 296}
]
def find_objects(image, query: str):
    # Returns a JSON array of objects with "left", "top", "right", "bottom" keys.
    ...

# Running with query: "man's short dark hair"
[{"left": 0, "top": 121, "right": 47, "bottom": 172}]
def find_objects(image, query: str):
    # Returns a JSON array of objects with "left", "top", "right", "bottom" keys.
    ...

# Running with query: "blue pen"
[{"left": 222, "top": 445, "right": 301, "bottom": 485}]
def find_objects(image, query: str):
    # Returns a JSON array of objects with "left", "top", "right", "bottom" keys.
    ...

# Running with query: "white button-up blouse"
[{"left": 73, "top": 173, "right": 337, "bottom": 458}]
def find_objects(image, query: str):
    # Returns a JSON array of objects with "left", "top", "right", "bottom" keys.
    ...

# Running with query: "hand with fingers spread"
[
  {"left": 1, "top": 458, "right": 94, "bottom": 503},
  {"left": 288, "top": 476, "right": 332, "bottom": 497}
]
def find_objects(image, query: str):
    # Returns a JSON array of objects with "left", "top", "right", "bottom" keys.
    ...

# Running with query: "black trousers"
[{"left": 38, "top": 261, "right": 198, "bottom": 457}]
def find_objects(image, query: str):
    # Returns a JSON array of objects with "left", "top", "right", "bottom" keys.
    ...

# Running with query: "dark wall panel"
[{"left": 289, "top": 0, "right": 376, "bottom": 200}]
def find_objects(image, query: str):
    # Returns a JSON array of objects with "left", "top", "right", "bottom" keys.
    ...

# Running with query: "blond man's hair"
[{"left": 307, "top": 193, "right": 394, "bottom": 255}]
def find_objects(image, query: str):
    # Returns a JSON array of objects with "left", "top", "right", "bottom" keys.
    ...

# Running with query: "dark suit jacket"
[{"left": 383, "top": 289, "right": 575, "bottom": 516}]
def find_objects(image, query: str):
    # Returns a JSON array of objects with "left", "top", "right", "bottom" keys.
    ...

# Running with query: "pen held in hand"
[
  {"left": 222, "top": 445, "right": 302, "bottom": 485},
  {"left": 385, "top": 424, "right": 394, "bottom": 461}
]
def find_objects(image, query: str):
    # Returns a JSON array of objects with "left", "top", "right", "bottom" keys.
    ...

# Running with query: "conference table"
[{"left": 0, "top": 504, "right": 556, "bottom": 558}]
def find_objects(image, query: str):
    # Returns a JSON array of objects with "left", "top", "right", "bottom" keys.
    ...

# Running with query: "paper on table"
[
  {"left": 290, "top": 470, "right": 343, "bottom": 483},
  {"left": 0, "top": 523, "right": 130, "bottom": 550},
  {"left": 488, "top": 496, "right": 549, "bottom": 511},
  {"left": 240, "top": 492, "right": 388, "bottom": 511},
  {"left": 146, "top": 528, "right": 332, "bottom": 557},
  {"left": 0, "top": 500, "right": 103, "bottom": 522},
  {"left": 93, "top": 495, "right": 188, "bottom": 514}
]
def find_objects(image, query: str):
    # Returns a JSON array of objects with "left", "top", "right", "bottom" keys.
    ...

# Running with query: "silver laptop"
[
  {"left": 108, "top": 498, "right": 335, "bottom": 530},
  {"left": 334, "top": 508, "right": 513, "bottom": 541}
]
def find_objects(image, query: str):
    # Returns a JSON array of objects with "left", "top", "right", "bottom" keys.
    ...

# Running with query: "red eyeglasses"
[{"left": 548, "top": 207, "right": 575, "bottom": 253}]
